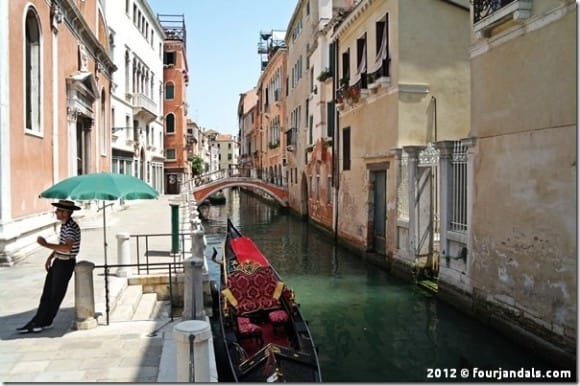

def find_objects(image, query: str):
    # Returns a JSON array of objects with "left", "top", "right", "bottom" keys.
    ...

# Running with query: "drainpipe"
[
  {"left": 333, "top": 39, "right": 340, "bottom": 241},
  {"left": 431, "top": 96, "right": 437, "bottom": 142}
]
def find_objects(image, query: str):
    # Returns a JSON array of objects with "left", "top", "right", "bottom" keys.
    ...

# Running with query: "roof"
[{"left": 242, "top": 88, "right": 258, "bottom": 114}]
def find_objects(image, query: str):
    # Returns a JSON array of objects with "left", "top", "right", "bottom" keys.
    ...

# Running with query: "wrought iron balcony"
[{"left": 473, "top": 0, "right": 532, "bottom": 32}]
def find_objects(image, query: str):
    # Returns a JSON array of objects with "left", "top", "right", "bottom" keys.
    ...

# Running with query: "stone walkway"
[{"left": 0, "top": 194, "right": 215, "bottom": 382}]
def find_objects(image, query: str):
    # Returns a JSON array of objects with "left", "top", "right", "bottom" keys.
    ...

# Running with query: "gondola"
[
  {"left": 208, "top": 191, "right": 226, "bottom": 205},
  {"left": 209, "top": 218, "right": 322, "bottom": 382}
]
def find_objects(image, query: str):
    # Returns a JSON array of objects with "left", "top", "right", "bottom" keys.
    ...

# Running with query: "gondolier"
[{"left": 17, "top": 199, "right": 81, "bottom": 333}]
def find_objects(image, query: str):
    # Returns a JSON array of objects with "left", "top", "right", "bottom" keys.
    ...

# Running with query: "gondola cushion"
[
  {"left": 237, "top": 317, "right": 262, "bottom": 334},
  {"left": 226, "top": 267, "right": 284, "bottom": 315},
  {"left": 268, "top": 309, "right": 289, "bottom": 325}
]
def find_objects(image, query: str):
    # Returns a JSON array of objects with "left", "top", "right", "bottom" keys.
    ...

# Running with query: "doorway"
[{"left": 370, "top": 169, "right": 387, "bottom": 254}]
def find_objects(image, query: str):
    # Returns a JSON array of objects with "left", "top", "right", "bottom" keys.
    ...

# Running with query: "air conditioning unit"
[{"left": 286, "top": 145, "right": 295, "bottom": 152}]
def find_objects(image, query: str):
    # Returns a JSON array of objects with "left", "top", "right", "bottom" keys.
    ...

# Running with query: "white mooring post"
[
  {"left": 174, "top": 320, "right": 212, "bottom": 382},
  {"left": 74, "top": 260, "right": 98, "bottom": 330},
  {"left": 116, "top": 232, "right": 131, "bottom": 277}
]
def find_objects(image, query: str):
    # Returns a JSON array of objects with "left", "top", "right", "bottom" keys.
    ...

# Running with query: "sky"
[{"left": 147, "top": 0, "right": 298, "bottom": 136}]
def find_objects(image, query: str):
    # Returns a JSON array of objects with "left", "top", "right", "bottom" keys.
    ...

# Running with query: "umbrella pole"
[{"left": 103, "top": 201, "right": 110, "bottom": 326}]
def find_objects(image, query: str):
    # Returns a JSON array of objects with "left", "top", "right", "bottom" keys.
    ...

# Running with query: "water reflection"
[{"left": 200, "top": 189, "right": 560, "bottom": 382}]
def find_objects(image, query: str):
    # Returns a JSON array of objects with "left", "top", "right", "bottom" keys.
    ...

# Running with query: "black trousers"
[{"left": 31, "top": 258, "right": 76, "bottom": 326}]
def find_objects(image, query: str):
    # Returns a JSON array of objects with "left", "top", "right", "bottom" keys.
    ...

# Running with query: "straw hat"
[{"left": 51, "top": 200, "right": 81, "bottom": 211}]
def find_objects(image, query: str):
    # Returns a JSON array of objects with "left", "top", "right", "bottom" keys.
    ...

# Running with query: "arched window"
[
  {"left": 25, "top": 8, "right": 41, "bottom": 133},
  {"left": 166, "top": 113, "right": 175, "bottom": 134},
  {"left": 165, "top": 82, "right": 174, "bottom": 99},
  {"left": 125, "top": 50, "right": 130, "bottom": 92}
]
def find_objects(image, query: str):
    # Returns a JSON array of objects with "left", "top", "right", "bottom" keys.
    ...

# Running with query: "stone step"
[
  {"left": 152, "top": 300, "right": 173, "bottom": 320},
  {"left": 109, "top": 285, "right": 143, "bottom": 321},
  {"left": 95, "top": 276, "right": 128, "bottom": 324},
  {"left": 132, "top": 293, "right": 158, "bottom": 320}
]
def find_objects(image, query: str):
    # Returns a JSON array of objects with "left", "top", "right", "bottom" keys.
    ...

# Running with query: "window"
[
  {"left": 166, "top": 148, "right": 176, "bottom": 160},
  {"left": 329, "top": 42, "right": 336, "bottom": 80},
  {"left": 343, "top": 127, "right": 351, "bottom": 171},
  {"left": 25, "top": 8, "right": 41, "bottom": 133},
  {"left": 165, "top": 83, "right": 174, "bottom": 99},
  {"left": 326, "top": 102, "right": 335, "bottom": 138},
  {"left": 308, "top": 116, "right": 313, "bottom": 145},
  {"left": 356, "top": 34, "right": 367, "bottom": 88},
  {"left": 374, "top": 14, "right": 390, "bottom": 77},
  {"left": 124, "top": 51, "right": 130, "bottom": 92},
  {"left": 165, "top": 113, "right": 175, "bottom": 133},
  {"left": 450, "top": 141, "right": 468, "bottom": 232},
  {"left": 164, "top": 51, "right": 176, "bottom": 66},
  {"left": 341, "top": 49, "right": 350, "bottom": 84}
]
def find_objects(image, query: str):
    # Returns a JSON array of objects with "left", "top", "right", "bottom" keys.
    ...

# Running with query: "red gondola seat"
[{"left": 237, "top": 316, "right": 263, "bottom": 348}]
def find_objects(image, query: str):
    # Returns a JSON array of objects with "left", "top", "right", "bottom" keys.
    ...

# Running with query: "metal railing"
[
  {"left": 129, "top": 232, "right": 191, "bottom": 275},
  {"left": 93, "top": 261, "right": 183, "bottom": 326},
  {"left": 473, "top": 0, "right": 515, "bottom": 23}
]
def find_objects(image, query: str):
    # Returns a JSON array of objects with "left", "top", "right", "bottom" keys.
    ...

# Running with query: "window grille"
[{"left": 450, "top": 141, "right": 468, "bottom": 232}]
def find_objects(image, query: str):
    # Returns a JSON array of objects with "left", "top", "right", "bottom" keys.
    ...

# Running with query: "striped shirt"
[{"left": 55, "top": 218, "right": 81, "bottom": 259}]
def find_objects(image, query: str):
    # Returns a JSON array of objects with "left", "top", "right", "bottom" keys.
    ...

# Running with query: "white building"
[
  {"left": 215, "top": 134, "right": 240, "bottom": 175},
  {"left": 105, "top": 0, "right": 165, "bottom": 192}
]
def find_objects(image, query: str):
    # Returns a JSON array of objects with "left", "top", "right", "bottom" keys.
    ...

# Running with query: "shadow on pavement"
[{"left": 0, "top": 307, "right": 75, "bottom": 340}]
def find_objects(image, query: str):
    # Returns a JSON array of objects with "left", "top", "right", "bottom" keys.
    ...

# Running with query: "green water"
[{"left": 200, "top": 189, "right": 570, "bottom": 382}]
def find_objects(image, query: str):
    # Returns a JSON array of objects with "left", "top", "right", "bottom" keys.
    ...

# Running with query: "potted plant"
[
  {"left": 346, "top": 85, "right": 361, "bottom": 104},
  {"left": 317, "top": 68, "right": 332, "bottom": 82}
]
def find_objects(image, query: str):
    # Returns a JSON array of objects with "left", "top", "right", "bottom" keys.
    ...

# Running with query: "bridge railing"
[{"left": 190, "top": 169, "right": 240, "bottom": 187}]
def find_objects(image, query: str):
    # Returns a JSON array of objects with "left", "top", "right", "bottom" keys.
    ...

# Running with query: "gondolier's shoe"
[{"left": 16, "top": 322, "right": 43, "bottom": 333}]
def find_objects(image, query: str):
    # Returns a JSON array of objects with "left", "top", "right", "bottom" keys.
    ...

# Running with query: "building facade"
[
  {"left": 0, "top": 0, "right": 116, "bottom": 264},
  {"left": 159, "top": 14, "right": 189, "bottom": 195},
  {"left": 257, "top": 32, "right": 288, "bottom": 188},
  {"left": 332, "top": 0, "right": 471, "bottom": 271},
  {"left": 214, "top": 134, "right": 240, "bottom": 175},
  {"left": 106, "top": 0, "right": 165, "bottom": 193},
  {"left": 237, "top": 88, "right": 258, "bottom": 178},
  {"left": 455, "top": 0, "right": 576, "bottom": 365},
  {"left": 304, "top": 1, "right": 350, "bottom": 230}
]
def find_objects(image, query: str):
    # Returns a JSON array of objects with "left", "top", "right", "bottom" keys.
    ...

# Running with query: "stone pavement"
[{"left": 0, "top": 194, "right": 216, "bottom": 382}]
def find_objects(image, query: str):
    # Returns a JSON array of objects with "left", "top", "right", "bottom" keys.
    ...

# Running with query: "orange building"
[
  {"left": 159, "top": 14, "right": 189, "bottom": 194},
  {"left": 1, "top": 0, "right": 115, "bottom": 264},
  {"left": 256, "top": 31, "right": 288, "bottom": 187}
]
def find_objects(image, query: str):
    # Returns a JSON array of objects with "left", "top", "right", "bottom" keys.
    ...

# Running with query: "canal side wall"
[{"left": 438, "top": 282, "right": 576, "bottom": 370}]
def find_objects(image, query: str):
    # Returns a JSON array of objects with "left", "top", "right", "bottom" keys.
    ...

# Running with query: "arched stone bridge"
[{"left": 191, "top": 176, "right": 288, "bottom": 207}]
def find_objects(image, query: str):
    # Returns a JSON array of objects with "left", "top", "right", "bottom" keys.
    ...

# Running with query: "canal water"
[{"left": 199, "top": 189, "right": 562, "bottom": 382}]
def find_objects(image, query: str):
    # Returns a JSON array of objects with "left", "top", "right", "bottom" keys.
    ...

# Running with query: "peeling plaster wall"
[
  {"left": 470, "top": 126, "right": 577, "bottom": 348},
  {"left": 468, "top": 3, "right": 577, "bottom": 356},
  {"left": 306, "top": 139, "right": 333, "bottom": 228}
]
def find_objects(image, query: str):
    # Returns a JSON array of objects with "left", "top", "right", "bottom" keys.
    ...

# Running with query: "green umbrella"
[
  {"left": 39, "top": 172, "right": 159, "bottom": 201},
  {"left": 40, "top": 172, "right": 160, "bottom": 325},
  {"left": 39, "top": 172, "right": 160, "bottom": 263}
]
